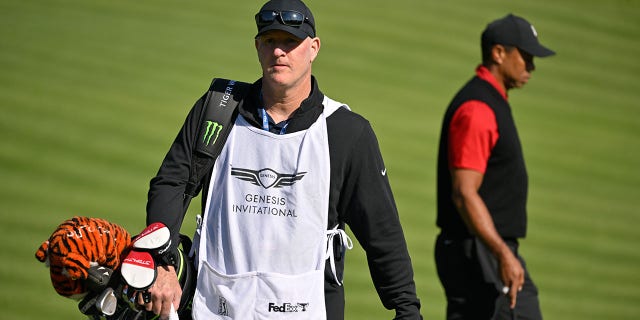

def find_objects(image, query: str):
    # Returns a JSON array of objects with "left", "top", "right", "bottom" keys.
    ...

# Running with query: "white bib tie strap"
[
  {"left": 325, "top": 224, "right": 353, "bottom": 286},
  {"left": 189, "top": 214, "right": 203, "bottom": 258}
]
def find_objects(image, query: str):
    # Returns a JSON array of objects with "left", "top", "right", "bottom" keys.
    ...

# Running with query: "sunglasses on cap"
[{"left": 255, "top": 10, "right": 310, "bottom": 28}]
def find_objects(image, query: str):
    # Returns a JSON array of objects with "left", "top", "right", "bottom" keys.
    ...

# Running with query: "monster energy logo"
[{"left": 203, "top": 121, "right": 223, "bottom": 146}]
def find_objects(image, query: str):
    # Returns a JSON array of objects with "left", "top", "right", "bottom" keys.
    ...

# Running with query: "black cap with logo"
[
  {"left": 482, "top": 14, "right": 555, "bottom": 57},
  {"left": 255, "top": 0, "right": 316, "bottom": 39}
]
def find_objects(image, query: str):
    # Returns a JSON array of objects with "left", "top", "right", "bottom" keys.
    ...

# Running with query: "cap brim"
[
  {"left": 255, "top": 24, "right": 309, "bottom": 40},
  {"left": 521, "top": 43, "right": 556, "bottom": 57}
]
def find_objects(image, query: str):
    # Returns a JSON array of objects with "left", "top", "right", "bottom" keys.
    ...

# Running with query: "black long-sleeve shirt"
[{"left": 147, "top": 76, "right": 422, "bottom": 319}]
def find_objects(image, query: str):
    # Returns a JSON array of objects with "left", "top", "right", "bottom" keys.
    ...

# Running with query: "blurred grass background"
[{"left": 1, "top": 0, "right": 639, "bottom": 319}]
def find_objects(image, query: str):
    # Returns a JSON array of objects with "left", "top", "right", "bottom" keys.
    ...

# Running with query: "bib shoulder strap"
[
  {"left": 322, "top": 96, "right": 350, "bottom": 116},
  {"left": 184, "top": 78, "right": 251, "bottom": 198}
]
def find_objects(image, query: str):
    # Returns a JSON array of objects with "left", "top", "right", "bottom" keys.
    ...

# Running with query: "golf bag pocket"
[{"left": 193, "top": 261, "right": 325, "bottom": 320}]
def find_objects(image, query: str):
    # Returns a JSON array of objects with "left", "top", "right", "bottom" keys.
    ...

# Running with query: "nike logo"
[{"left": 381, "top": 168, "right": 387, "bottom": 176}]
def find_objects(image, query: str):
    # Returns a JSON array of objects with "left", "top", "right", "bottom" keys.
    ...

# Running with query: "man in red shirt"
[{"left": 435, "top": 14, "right": 555, "bottom": 320}]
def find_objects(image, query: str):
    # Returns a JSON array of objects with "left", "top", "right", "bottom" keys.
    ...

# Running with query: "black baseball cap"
[
  {"left": 482, "top": 14, "right": 555, "bottom": 57},
  {"left": 255, "top": 0, "right": 316, "bottom": 39}
]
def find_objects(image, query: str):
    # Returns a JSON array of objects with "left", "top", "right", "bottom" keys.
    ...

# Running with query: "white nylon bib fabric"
[{"left": 192, "top": 96, "right": 347, "bottom": 320}]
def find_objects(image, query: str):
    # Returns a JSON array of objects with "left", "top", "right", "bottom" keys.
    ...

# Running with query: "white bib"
[{"left": 192, "top": 97, "right": 347, "bottom": 320}]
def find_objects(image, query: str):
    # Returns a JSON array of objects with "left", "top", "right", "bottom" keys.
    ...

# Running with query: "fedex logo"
[{"left": 267, "top": 302, "right": 309, "bottom": 313}]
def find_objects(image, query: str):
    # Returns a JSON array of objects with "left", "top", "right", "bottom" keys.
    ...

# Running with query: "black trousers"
[{"left": 435, "top": 233, "right": 542, "bottom": 320}]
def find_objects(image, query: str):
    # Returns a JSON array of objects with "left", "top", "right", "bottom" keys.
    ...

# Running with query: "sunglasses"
[{"left": 255, "top": 10, "right": 310, "bottom": 28}]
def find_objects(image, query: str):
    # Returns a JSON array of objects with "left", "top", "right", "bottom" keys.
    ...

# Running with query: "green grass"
[{"left": 2, "top": 0, "right": 639, "bottom": 319}]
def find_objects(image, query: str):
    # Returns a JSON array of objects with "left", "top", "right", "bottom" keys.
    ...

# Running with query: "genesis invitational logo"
[{"left": 231, "top": 167, "right": 306, "bottom": 189}]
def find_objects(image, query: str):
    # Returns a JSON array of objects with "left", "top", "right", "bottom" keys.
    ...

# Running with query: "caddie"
[{"left": 143, "top": 0, "right": 423, "bottom": 319}]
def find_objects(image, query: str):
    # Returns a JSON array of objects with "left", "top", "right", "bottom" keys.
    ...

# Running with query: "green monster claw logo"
[{"left": 203, "top": 121, "right": 223, "bottom": 146}]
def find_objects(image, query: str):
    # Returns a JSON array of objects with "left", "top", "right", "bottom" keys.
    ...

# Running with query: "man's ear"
[
  {"left": 491, "top": 44, "right": 507, "bottom": 65},
  {"left": 310, "top": 37, "right": 321, "bottom": 62}
]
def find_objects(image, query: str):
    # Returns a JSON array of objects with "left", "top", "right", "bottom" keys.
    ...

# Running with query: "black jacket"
[{"left": 147, "top": 76, "right": 422, "bottom": 319}]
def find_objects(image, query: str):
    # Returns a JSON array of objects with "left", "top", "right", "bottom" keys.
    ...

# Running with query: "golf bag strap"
[{"left": 184, "top": 78, "right": 251, "bottom": 198}]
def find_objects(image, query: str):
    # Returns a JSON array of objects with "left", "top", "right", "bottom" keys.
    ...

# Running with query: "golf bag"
[{"left": 37, "top": 79, "right": 250, "bottom": 319}]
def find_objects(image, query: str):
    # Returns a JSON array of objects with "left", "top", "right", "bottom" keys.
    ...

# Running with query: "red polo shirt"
[{"left": 448, "top": 65, "right": 506, "bottom": 173}]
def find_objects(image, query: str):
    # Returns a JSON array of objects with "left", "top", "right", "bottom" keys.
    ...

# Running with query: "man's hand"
[
  {"left": 497, "top": 249, "right": 524, "bottom": 309},
  {"left": 138, "top": 265, "right": 182, "bottom": 319},
  {"left": 451, "top": 168, "right": 524, "bottom": 309}
]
